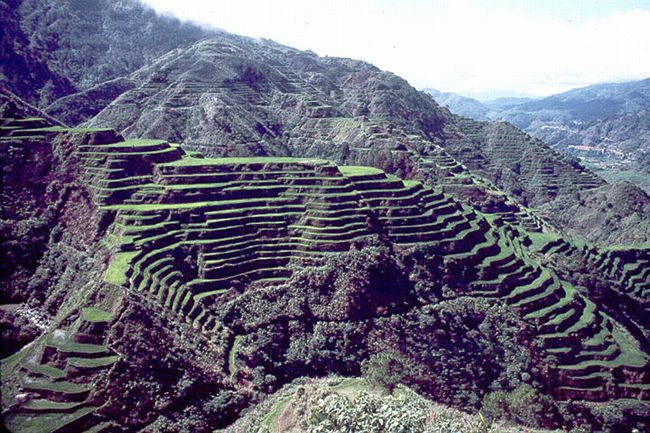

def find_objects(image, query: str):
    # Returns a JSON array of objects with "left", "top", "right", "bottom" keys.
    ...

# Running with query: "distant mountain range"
[{"left": 423, "top": 79, "right": 650, "bottom": 191}]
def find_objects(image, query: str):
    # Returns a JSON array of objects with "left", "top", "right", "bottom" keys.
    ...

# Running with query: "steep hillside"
[
  {"left": 428, "top": 80, "right": 650, "bottom": 193},
  {"left": 0, "top": 0, "right": 75, "bottom": 106},
  {"left": 539, "top": 182, "right": 650, "bottom": 245},
  {"left": 82, "top": 34, "right": 648, "bottom": 246},
  {"left": 492, "top": 79, "right": 650, "bottom": 190},
  {"left": 1, "top": 0, "right": 211, "bottom": 112},
  {"left": 2, "top": 108, "right": 648, "bottom": 433}
]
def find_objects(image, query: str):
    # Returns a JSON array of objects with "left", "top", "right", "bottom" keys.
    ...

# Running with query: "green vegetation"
[
  {"left": 3, "top": 108, "right": 648, "bottom": 433},
  {"left": 159, "top": 156, "right": 329, "bottom": 166},
  {"left": 339, "top": 165, "right": 384, "bottom": 176},
  {"left": 4, "top": 407, "right": 95, "bottom": 433},
  {"left": 67, "top": 355, "right": 119, "bottom": 369},
  {"left": 81, "top": 307, "right": 111, "bottom": 322},
  {"left": 104, "top": 251, "right": 139, "bottom": 285},
  {"left": 360, "top": 351, "right": 419, "bottom": 394},
  {"left": 225, "top": 377, "right": 565, "bottom": 433}
]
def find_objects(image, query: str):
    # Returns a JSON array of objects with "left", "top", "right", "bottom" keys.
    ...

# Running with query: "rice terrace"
[{"left": 1, "top": 1, "right": 649, "bottom": 432}]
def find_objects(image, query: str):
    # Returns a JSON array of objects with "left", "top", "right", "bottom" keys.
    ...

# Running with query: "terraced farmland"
[
  {"left": 2, "top": 306, "right": 119, "bottom": 433},
  {"left": 1, "top": 116, "right": 648, "bottom": 433}
]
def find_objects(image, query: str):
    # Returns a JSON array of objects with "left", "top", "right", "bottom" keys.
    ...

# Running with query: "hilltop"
[{"left": 1, "top": 0, "right": 211, "bottom": 115}]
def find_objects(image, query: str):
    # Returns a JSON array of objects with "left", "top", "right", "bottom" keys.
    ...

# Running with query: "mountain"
[
  {"left": 428, "top": 79, "right": 650, "bottom": 193},
  {"left": 483, "top": 96, "right": 537, "bottom": 110},
  {"left": 2, "top": 103, "right": 649, "bottom": 433},
  {"left": 500, "top": 79, "right": 650, "bottom": 126},
  {"left": 0, "top": 0, "right": 212, "bottom": 115},
  {"left": 422, "top": 88, "right": 490, "bottom": 120},
  {"left": 83, "top": 33, "right": 648, "bottom": 245},
  {"left": 1, "top": 2, "right": 650, "bottom": 433}
]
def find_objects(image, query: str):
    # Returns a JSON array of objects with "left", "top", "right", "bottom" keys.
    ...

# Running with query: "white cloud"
[{"left": 141, "top": 0, "right": 650, "bottom": 98}]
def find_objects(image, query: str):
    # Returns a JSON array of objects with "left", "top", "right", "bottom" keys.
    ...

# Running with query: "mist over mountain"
[{"left": 422, "top": 88, "right": 491, "bottom": 120}]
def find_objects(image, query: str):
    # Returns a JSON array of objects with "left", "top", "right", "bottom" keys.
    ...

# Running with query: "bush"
[
  {"left": 361, "top": 350, "right": 416, "bottom": 395},
  {"left": 481, "top": 384, "right": 559, "bottom": 429},
  {"left": 308, "top": 390, "right": 429, "bottom": 433}
]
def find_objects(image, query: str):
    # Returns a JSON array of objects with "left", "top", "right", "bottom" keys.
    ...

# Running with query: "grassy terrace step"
[
  {"left": 472, "top": 265, "right": 541, "bottom": 297},
  {"left": 203, "top": 247, "right": 323, "bottom": 270},
  {"left": 509, "top": 274, "right": 564, "bottom": 313},
  {"left": 82, "top": 422, "right": 118, "bottom": 433},
  {"left": 21, "top": 362, "right": 66, "bottom": 380},
  {"left": 377, "top": 198, "right": 458, "bottom": 222},
  {"left": 75, "top": 146, "right": 181, "bottom": 159},
  {"left": 539, "top": 299, "right": 599, "bottom": 348},
  {"left": 4, "top": 406, "right": 97, "bottom": 433},
  {"left": 18, "top": 375, "right": 90, "bottom": 399},
  {"left": 538, "top": 307, "right": 580, "bottom": 335},
  {"left": 524, "top": 284, "right": 579, "bottom": 323},
  {"left": 81, "top": 308, "right": 111, "bottom": 323},
  {"left": 46, "top": 336, "right": 108, "bottom": 358},
  {"left": 444, "top": 230, "right": 499, "bottom": 263},
  {"left": 90, "top": 175, "right": 152, "bottom": 189},
  {"left": 156, "top": 168, "right": 325, "bottom": 184},
  {"left": 301, "top": 213, "right": 368, "bottom": 227},
  {"left": 67, "top": 356, "right": 119, "bottom": 369},
  {"left": 202, "top": 256, "right": 292, "bottom": 279},
  {"left": 202, "top": 241, "right": 319, "bottom": 263},
  {"left": 17, "top": 399, "right": 85, "bottom": 414},
  {"left": 187, "top": 267, "right": 292, "bottom": 300},
  {"left": 156, "top": 156, "right": 332, "bottom": 173},
  {"left": 206, "top": 212, "right": 301, "bottom": 229},
  {"left": 388, "top": 215, "right": 473, "bottom": 243},
  {"left": 77, "top": 139, "right": 169, "bottom": 153}
]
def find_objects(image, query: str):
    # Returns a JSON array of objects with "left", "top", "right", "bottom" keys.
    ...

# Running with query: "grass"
[
  {"left": 19, "top": 377, "right": 89, "bottom": 394},
  {"left": 100, "top": 139, "right": 166, "bottom": 147},
  {"left": 104, "top": 251, "right": 139, "bottom": 286},
  {"left": 3, "top": 406, "right": 95, "bottom": 433},
  {"left": 67, "top": 355, "right": 119, "bottom": 369},
  {"left": 22, "top": 362, "right": 66, "bottom": 379},
  {"left": 159, "top": 156, "right": 329, "bottom": 166},
  {"left": 339, "top": 165, "right": 384, "bottom": 176},
  {"left": 46, "top": 335, "right": 107, "bottom": 355},
  {"left": 81, "top": 307, "right": 111, "bottom": 322},
  {"left": 22, "top": 399, "right": 84, "bottom": 411},
  {"left": 526, "top": 231, "right": 561, "bottom": 252}
]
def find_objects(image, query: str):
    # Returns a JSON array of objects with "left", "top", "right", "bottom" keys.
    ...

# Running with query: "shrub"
[
  {"left": 361, "top": 350, "right": 417, "bottom": 395},
  {"left": 481, "top": 384, "right": 559, "bottom": 429},
  {"left": 308, "top": 390, "right": 428, "bottom": 433}
]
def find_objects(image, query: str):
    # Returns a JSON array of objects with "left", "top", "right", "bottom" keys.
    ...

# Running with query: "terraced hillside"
[
  {"left": 3, "top": 111, "right": 648, "bottom": 432},
  {"left": 4, "top": 0, "right": 647, "bottom": 245},
  {"left": 2, "top": 305, "right": 120, "bottom": 433},
  {"left": 85, "top": 37, "right": 610, "bottom": 208}
]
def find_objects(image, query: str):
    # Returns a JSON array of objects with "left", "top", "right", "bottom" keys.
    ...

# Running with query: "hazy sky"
[{"left": 141, "top": 0, "right": 650, "bottom": 100}]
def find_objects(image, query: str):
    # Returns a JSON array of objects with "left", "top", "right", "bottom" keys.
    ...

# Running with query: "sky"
[{"left": 141, "top": 0, "right": 650, "bottom": 101}]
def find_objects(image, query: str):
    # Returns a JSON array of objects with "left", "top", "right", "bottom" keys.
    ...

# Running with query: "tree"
[{"left": 361, "top": 350, "right": 412, "bottom": 395}]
